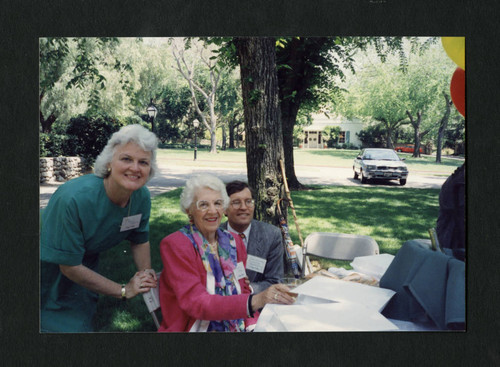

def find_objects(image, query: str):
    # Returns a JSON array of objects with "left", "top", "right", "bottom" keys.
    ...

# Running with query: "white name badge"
[
  {"left": 120, "top": 214, "right": 142, "bottom": 232},
  {"left": 233, "top": 262, "right": 247, "bottom": 280},
  {"left": 246, "top": 254, "right": 267, "bottom": 274}
]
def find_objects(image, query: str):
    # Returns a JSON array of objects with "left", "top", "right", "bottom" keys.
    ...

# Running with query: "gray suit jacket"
[{"left": 221, "top": 219, "right": 284, "bottom": 293}]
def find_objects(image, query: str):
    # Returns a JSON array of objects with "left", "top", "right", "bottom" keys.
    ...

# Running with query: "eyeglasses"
[
  {"left": 195, "top": 199, "right": 224, "bottom": 211},
  {"left": 230, "top": 199, "right": 255, "bottom": 209}
]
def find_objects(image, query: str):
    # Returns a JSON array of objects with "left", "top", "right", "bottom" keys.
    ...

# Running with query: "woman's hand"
[
  {"left": 125, "top": 269, "right": 157, "bottom": 299},
  {"left": 251, "top": 283, "right": 296, "bottom": 312},
  {"left": 142, "top": 268, "right": 158, "bottom": 281}
]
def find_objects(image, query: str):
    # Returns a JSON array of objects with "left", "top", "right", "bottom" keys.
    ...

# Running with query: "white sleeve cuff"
[{"left": 246, "top": 324, "right": 256, "bottom": 332}]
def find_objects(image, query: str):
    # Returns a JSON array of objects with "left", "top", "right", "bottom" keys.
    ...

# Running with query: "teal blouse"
[{"left": 40, "top": 174, "right": 151, "bottom": 332}]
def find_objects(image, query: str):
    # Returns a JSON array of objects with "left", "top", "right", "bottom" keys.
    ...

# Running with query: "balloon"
[
  {"left": 450, "top": 67, "right": 465, "bottom": 117},
  {"left": 442, "top": 37, "right": 465, "bottom": 70}
]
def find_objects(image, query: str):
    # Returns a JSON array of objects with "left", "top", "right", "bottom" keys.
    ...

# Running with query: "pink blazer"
[{"left": 158, "top": 230, "right": 258, "bottom": 332}]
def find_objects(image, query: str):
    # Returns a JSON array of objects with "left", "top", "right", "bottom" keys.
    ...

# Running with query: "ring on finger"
[
  {"left": 140, "top": 283, "right": 143, "bottom": 288},
  {"left": 274, "top": 292, "right": 279, "bottom": 300}
]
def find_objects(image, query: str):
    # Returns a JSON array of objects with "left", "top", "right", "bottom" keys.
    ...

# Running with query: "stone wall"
[{"left": 40, "top": 157, "right": 86, "bottom": 183}]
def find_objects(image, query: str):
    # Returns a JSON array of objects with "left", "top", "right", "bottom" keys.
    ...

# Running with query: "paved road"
[{"left": 40, "top": 161, "right": 449, "bottom": 208}]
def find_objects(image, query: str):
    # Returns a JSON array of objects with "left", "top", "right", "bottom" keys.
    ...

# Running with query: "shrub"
[
  {"left": 64, "top": 115, "right": 122, "bottom": 166},
  {"left": 343, "top": 142, "right": 359, "bottom": 150},
  {"left": 40, "top": 132, "right": 67, "bottom": 157},
  {"left": 357, "top": 125, "right": 386, "bottom": 148},
  {"left": 156, "top": 120, "right": 181, "bottom": 144},
  {"left": 40, "top": 133, "right": 50, "bottom": 157}
]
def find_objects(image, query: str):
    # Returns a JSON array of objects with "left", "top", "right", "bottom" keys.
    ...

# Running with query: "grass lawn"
[
  {"left": 157, "top": 147, "right": 463, "bottom": 175},
  {"left": 94, "top": 183, "right": 441, "bottom": 332}
]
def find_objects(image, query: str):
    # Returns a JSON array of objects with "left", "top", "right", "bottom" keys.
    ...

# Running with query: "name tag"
[
  {"left": 120, "top": 214, "right": 142, "bottom": 232},
  {"left": 233, "top": 262, "right": 247, "bottom": 280},
  {"left": 246, "top": 254, "right": 267, "bottom": 274}
]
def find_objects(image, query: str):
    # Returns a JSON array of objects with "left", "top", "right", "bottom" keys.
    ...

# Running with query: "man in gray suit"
[{"left": 221, "top": 181, "right": 284, "bottom": 294}]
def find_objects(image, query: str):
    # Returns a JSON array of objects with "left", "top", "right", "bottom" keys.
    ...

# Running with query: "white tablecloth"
[{"left": 254, "top": 275, "right": 440, "bottom": 332}]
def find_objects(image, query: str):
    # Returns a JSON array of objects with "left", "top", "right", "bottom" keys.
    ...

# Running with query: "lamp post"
[
  {"left": 146, "top": 99, "right": 158, "bottom": 134},
  {"left": 193, "top": 119, "right": 199, "bottom": 161}
]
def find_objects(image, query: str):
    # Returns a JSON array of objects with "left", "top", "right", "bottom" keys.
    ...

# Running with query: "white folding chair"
[
  {"left": 301, "top": 232, "right": 380, "bottom": 277},
  {"left": 142, "top": 272, "right": 162, "bottom": 330}
]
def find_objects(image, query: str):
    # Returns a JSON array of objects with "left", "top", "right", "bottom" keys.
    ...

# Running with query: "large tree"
[
  {"left": 275, "top": 37, "right": 437, "bottom": 188},
  {"left": 39, "top": 38, "right": 71, "bottom": 132},
  {"left": 435, "top": 93, "right": 454, "bottom": 163},
  {"left": 39, "top": 38, "right": 132, "bottom": 132},
  {"left": 235, "top": 37, "right": 285, "bottom": 224},
  {"left": 276, "top": 37, "right": 348, "bottom": 188},
  {"left": 402, "top": 44, "right": 455, "bottom": 157},
  {"left": 342, "top": 60, "right": 410, "bottom": 148},
  {"left": 341, "top": 41, "right": 455, "bottom": 154},
  {"left": 171, "top": 38, "right": 230, "bottom": 153},
  {"left": 215, "top": 69, "right": 243, "bottom": 150}
]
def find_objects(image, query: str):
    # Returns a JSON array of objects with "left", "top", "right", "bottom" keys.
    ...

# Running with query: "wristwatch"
[{"left": 121, "top": 284, "right": 127, "bottom": 301}]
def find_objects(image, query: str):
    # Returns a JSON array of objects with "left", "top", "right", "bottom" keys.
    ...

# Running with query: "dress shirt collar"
[{"left": 227, "top": 222, "right": 251, "bottom": 248}]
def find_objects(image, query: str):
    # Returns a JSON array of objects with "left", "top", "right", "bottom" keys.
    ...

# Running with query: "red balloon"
[{"left": 450, "top": 67, "right": 465, "bottom": 117}]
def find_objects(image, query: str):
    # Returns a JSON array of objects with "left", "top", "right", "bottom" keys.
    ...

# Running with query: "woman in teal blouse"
[{"left": 41, "top": 124, "right": 159, "bottom": 332}]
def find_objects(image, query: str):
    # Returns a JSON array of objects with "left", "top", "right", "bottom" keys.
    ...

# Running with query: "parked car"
[
  {"left": 353, "top": 148, "right": 408, "bottom": 186},
  {"left": 394, "top": 144, "right": 423, "bottom": 154}
]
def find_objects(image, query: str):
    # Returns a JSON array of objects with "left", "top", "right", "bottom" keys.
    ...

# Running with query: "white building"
[{"left": 302, "top": 113, "right": 364, "bottom": 149}]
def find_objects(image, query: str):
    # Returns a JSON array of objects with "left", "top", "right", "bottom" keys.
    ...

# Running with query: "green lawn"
[
  {"left": 90, "top": 147, "right": 462, "bottom": 331},
  {"left": 157, "top": 147, "right": 463, "bottom": 175},
  {"left": 94, "top": 184, "right": 441, "bottom": 332}
]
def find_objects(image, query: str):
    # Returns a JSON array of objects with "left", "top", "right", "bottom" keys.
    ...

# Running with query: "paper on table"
[
  {"left": 273, "top": 302, "right": 399, "bottom": 332},
  {"left": 350, "top": 253, "right": 395, "bottom": 280},
  {"left": 294, "top": 276, "right": 395, "bottom": 312},
  {"left": 254, "top": 304, "right": 287, "bottom": 332},
  {"left": 296, "top": 293, "right": 336, "bottom": 305}
]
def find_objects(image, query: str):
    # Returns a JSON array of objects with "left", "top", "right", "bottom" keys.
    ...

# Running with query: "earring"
[
  {"left": 188, "top": 215, "right": 194, "bottom": 224},
  {"left": 107, "top": 167, "right": 111, "bottom": 174}
]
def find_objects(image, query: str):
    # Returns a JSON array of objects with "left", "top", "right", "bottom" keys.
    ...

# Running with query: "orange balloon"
[{"left": 450, "top": 67, "right": 465, "bottom": 117}]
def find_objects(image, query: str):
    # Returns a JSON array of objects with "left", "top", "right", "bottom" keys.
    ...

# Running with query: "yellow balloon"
[{"left": 442, "top": 37, "right": 465, "bottom": 70}]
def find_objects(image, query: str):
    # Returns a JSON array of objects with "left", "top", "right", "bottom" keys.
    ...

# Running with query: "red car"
[{"left": 394, "top": 144, "right": 423, "bottom": 154}]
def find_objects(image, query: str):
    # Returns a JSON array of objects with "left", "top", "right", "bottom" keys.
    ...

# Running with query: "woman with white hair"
[
  {"left": 158, "top": 174, "right": 294, "bottom": 332},
  {"left": 41, "top": 124, "right": 159, "bottom": 332}
]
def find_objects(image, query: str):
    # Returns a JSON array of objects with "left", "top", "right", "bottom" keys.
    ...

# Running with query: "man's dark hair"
[{"left": 226, "top": 180, "right": 254, "bottom": 198}]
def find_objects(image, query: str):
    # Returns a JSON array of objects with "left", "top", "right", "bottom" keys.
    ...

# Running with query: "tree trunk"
[
  {"left": 229, "top": 121, "right": 235, "bottom": 149},
  {"left": 209, "top": 105, "right": 218, "bottom": 153},
  {"left": 210, "top": 129, "right": 217, "bottom": 153},
  {"left": 235, "top": 124, "right": 240, "bottom": 148},
  {"left": 407, "top": 110, "right": 422, "bottom": 158},
  {"left": 281, "top": 107, "right": 305, "bottom": 190},
  {"left": 172, "top": 39, "right": 220, "bottom": 154},
  {"left": 40, "top": 111, "right": 57, "bottom": 133},
  {"left": 382, "top": 117, "right": 407, "bottom": 150},
  {"left": 436, "top": 93, "right": 453, "bottom": 163},
  {"left": 413, "top": 124, "right": 421, "bottom": 158},
  {"left": 386, "top": 126, "right": 394, "bottom": 149},
  {"left": 236, "top": 37, "right": 285, "bottom": 225},
  {"left": 276, "top": 38, "right": 323, "bottom": 190},
  {"left": 228, "top": 117, "right": 243, "bottom": 149},
  {"left": 221, "top": 125, "right": 226, "bottom": 150},
  {"left": 436, "top": 126, "right": 445, "bottom": 163}
]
